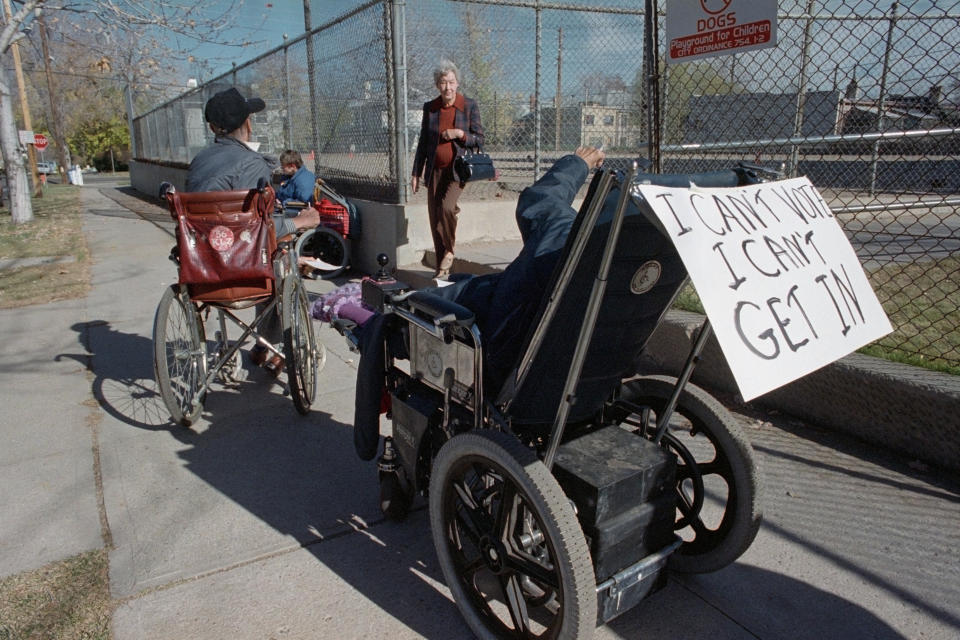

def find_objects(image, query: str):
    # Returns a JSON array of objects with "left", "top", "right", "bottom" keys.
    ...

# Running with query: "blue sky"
[{"left": 175, "top": 1, "right": 361, "bottom": 82}]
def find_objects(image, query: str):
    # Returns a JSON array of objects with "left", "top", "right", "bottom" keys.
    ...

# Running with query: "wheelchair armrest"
[{"left": 407, "top": 291, "right": 475, "bottom": 327}]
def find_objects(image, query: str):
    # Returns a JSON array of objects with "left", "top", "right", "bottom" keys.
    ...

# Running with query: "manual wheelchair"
[
  {"left": 336, "top": 164, "right": 771, "bottom": 637},
  {"left": 152, "top": 182, "right": 321, "bottom": 426}
]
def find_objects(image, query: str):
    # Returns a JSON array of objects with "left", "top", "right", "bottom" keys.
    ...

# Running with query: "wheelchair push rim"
[
  {"left": 153, "top": 284, "right": 206, "bottom": 426},
  {"left": 281, "top": 275, "right": 318, "bottom": 414},
  {"left": 296, "top": 226, "right": 350, "bottom": 279},
  {"left": 429, "top": 430, "right": 596, "bottom": 640}
]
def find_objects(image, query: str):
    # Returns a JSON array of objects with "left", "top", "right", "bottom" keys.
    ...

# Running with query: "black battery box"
[{"left": 553, "top": 425, "right": 677, "bottom": 622}]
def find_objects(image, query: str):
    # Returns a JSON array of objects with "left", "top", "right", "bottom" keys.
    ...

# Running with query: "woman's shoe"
[{"left": 434, "top": 268, "right": 450, "bottom": 280}]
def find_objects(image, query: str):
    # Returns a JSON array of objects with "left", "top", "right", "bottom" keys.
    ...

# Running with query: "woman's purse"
[{"left": 453, "top": 146, "right": 496, "bottom": 183}]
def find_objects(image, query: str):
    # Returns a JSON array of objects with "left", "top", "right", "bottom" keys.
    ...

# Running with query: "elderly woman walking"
[{"left": 411, "top": 60, "right": 484, "bottom": 279}]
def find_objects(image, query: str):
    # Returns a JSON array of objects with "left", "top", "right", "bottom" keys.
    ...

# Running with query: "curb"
[
  {"left": 431, "top": 250, "right": 960, "bottom": 474},
  {"left": 643, "top": 310, "right": 960, "bottom": 473}
]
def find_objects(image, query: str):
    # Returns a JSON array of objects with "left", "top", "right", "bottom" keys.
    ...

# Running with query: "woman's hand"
[
  {"left": 411, "top": 175, "right": 420, "bottom": 194},
  {"left": 441, "top": 128, "right": 464, "bottom": 142}
]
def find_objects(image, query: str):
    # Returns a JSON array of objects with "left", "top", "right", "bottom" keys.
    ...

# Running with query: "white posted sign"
[
  {"left": 634, "top": 177, "right": 892, "bottom": 401},
  {"left": 666, "top": 0, "right": 778, "bottom": 64}
]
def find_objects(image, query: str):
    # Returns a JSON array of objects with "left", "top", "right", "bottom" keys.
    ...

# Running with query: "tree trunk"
[{"left": 0, "top": 63, "right": 32, "bottom": 223}]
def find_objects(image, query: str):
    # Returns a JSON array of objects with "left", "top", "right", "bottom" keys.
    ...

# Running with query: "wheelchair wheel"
[
  {"left": 429, "top": 430, "right": 596, "bottom": 640},
  {"left": 617, "top": 375, "right": 762, "bottom": 574},
  {"left": 296, "top": 226, "right": 350, "bottom": 279},
  {"left": 153, "top": 285, "right": 206, "bottom": 426},
  {"left": 281, "top": 275, "right": 318, "bottom": 414}
]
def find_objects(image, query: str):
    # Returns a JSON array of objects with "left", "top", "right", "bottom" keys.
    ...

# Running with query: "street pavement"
[{"left": 0, "top": 177, "right": 958, "bottom": 639}]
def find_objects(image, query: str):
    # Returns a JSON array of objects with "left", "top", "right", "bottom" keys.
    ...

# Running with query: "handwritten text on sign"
[{"left": 634, "top": 177, "right": 892, "bottom": 401}]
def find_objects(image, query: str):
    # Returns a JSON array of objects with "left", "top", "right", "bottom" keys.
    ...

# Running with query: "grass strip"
[
  {"left": 0, "top": 185, "right": 90, "bottom": 308},
  {"left": 0, "top": 549, "right": 111, "bottom": 640},
  {"left": 672, "top": 255, "right": 959, "bottom": 377}
]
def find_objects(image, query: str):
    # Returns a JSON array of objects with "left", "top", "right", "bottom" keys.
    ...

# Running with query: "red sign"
[
  {"left": 669, "top": 20, "right": 772, "bottom": 60},
  {"left": 33, "top": 134, "right": 48, "bottom": 151}
]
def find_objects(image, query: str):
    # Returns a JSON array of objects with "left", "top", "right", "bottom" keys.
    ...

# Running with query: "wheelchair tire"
[
  {"left": 281, "top": 275, "right": 318, "bottom": 414},
  {"left": 429, "top": 430, "right": 596, "bottom": 640},
  {"left": 296, "top": 226, "right": 350, "bottom": 279},
  {"left": 153, "top": 285, "right": 206, "bottom": 426},
  {"left": 617, "top": 375, "right": 762, "bottom": 574}
]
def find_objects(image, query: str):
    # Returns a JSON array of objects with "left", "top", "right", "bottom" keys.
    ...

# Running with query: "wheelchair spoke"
[
  {"left": 504, "top": 554, "right": 560, "bottom": 592},
  {"left": 502, "top": 573, "right": 531, "bottom": 637},
  {"left": 454, "top": 480, "right": 495, "bottom": 537},
  {"left": 453, "top": 504, "right": 483, "bottom": 546},
  {"left": 495, "top": 481, "right": 518, "bottom": 539},
  {"left": 696, "top": 459, "right": 728, "bottom": 478}
]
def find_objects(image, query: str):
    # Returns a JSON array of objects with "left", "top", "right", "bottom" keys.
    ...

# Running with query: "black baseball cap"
[{"left": 204, "top": 88, "right": 265, "bottom": 134}]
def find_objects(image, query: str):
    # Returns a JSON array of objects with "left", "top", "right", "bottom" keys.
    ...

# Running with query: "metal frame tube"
[
  {"left": 505, "top": 170, "right": 617, "bottom": 408},
  {"left": 543, "top": 168, "right": 636, "bottom": 470}
]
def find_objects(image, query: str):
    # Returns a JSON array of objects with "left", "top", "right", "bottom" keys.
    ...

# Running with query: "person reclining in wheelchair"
[
  {"left": 327, "top": 146, "right": 602, "bottom": 458},
  {"left": 335, "top": 146, "right": 767, "bottom": 636},
  {"left": 186, "top": 87, "right": 320, "bottom": 373}
]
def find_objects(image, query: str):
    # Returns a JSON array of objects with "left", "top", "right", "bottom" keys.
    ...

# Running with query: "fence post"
[
  {"left": 869, "top": 1, "right": 899, "bottom": 196},
  {"left": 304, "top": 1, "right": 321, "bottom": 165},
  {"left": 789, "top": 0, "right": 815, "bottom": 178},
  {"left": 643, "top": 0, "right": 661, "bottom": 172},
  {"left": 534, "top": 1, "right": 542, "bottom": 178},
  {"left": 283, "top": 36, "right": 292, "bottom": 151},
  {"left": 389, "top": 0, "right": 409, "bottom": 203},
  {"left": 555, "top": 27, "right": 562, "bottom": 152}
]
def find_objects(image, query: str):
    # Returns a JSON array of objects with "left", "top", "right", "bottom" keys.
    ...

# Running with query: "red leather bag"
[{"left": 165, "top": 186, "right": 278, "bottom": 303}]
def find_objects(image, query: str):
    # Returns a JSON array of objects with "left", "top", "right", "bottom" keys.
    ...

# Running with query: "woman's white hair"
[{"left": 433, "top": 60, "right": 460, "bottom": 86}]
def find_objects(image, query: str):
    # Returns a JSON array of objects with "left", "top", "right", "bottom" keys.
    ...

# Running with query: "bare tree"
[
  {"left": 0, "top": 0, "right": 41, "bottom": 223},
  {"left": 1, "top": 0, "right": 260, "bottom": 223}
]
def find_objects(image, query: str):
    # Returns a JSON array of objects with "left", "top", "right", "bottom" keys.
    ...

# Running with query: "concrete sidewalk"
[{"left": 0, "top": 180, "right": 958, "bottom": 639}]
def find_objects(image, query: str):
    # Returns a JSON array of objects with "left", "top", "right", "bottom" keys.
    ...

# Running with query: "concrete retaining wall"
[
  {"left": 644, "top": 310, "right": 960, "bottom": 472},
  {"left": 129, "top": 160, "right": 522, "bottom": 275}
]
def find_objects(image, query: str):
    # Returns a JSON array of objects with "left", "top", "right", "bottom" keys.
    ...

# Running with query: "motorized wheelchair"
[
  {"left": 152, "top": 181, "right": 321, "bottom": 426},
  {"left": 335, "top": 163, "right": 771, "bottom": 638}
]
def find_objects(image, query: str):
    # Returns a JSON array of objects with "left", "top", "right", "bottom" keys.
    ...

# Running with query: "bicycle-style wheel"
[
  {"left": 281, "top": 275, "right": 318, "bottom": 414},
  {"left": 296, "top": 226, "right": 350, "bottom": 279},
  {"left": 615, "top": 375, "right": 762, "bottom": 574},
  {"left": 429, "top": 430, "right": 597, "bottom": 640},
  {"left": 153, "top": 285, "right": 206, "bottom": 426}
]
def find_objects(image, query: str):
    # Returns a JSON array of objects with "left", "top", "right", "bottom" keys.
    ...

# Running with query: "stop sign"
[{"left": 33, "top": 134, "right": 48, "bottom": 151}]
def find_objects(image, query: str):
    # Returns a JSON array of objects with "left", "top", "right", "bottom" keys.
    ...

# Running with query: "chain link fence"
[{"left": 131, "top": 0, "right": 958, "bottom": 372}]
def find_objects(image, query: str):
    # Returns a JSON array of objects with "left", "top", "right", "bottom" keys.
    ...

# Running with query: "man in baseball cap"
[
  {"left": 185, "top": 86, "right": 319, "bottom": 374},
  {"left": 186, "top": 87, "right": 318, "bottom": 232},
  {"left": 204, "top": 87, "right": 267, "bottom": 136}
]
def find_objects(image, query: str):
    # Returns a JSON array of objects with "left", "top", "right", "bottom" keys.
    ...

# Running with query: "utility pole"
[
  {"left": 3, "top": 0, "right": 40, "bottom": 196},
  {"left": 38, "top": 12, "right": 69, "bottom": 182}
]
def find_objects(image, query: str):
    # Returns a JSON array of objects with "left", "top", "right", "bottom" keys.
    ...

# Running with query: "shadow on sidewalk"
[{"left": 62, "top": 320, "right": 949, "bottom": 638}]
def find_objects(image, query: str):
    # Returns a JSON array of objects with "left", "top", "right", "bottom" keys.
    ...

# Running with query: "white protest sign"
[
  {"left": 634, "top": 177, "right": 892, "bottom": 401},
  {"left": 665, "top": 0, "right": 778, "bottom": 64}
]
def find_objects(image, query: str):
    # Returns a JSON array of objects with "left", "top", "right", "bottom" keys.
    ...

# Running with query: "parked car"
[{"left": 36, "top": 161, "right": 57, "bottom": 174}]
